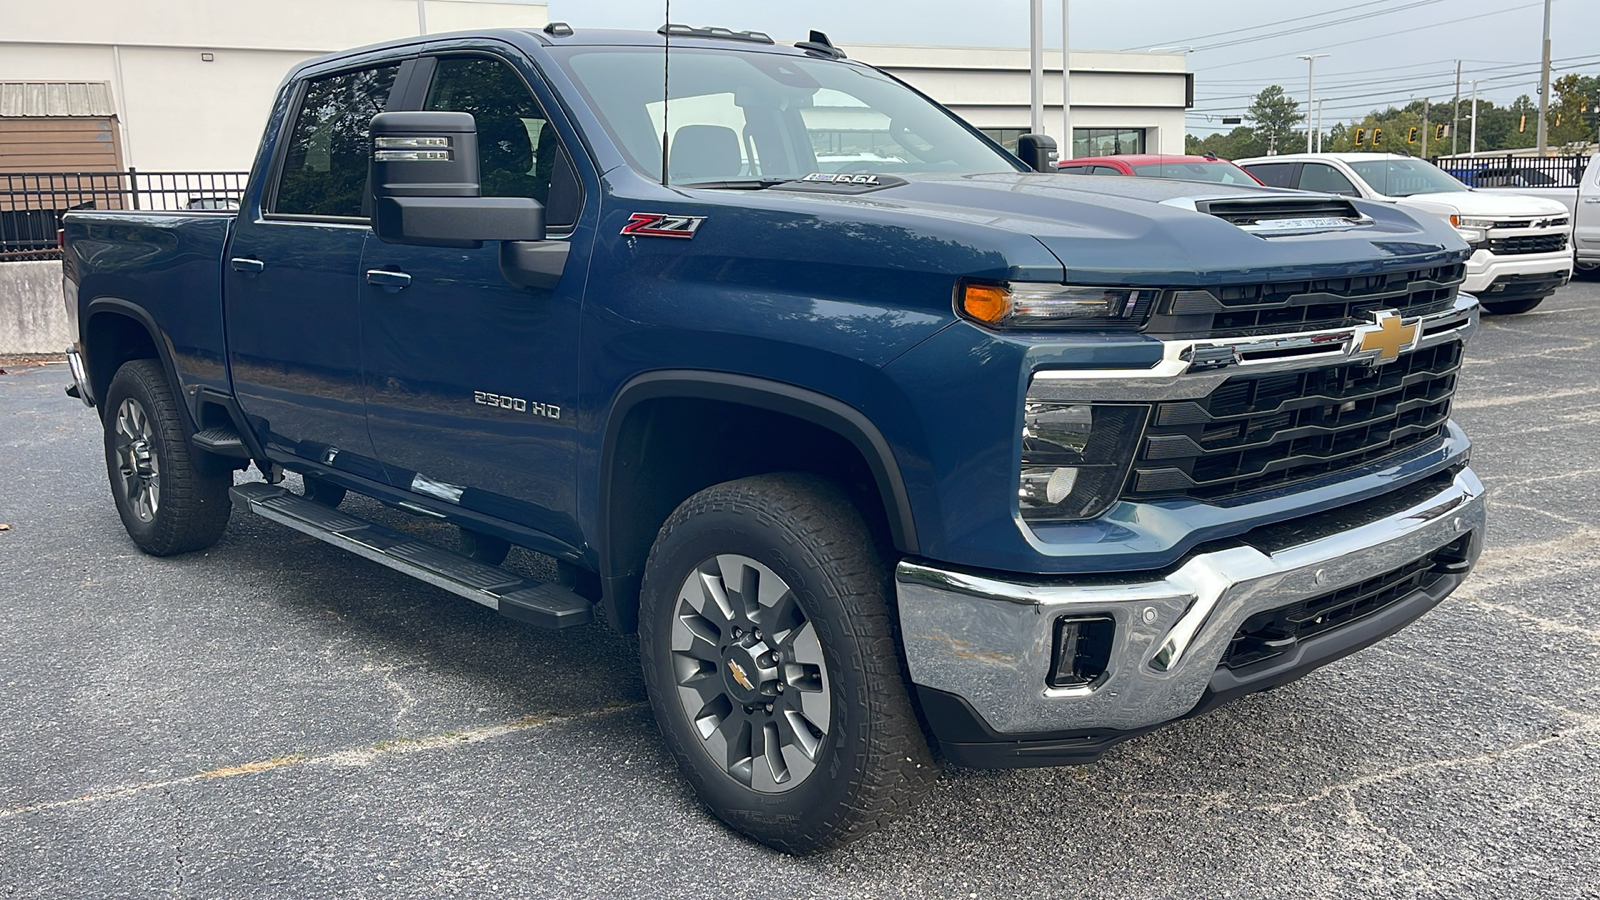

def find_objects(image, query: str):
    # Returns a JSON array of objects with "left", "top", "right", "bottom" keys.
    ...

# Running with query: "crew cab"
[
  {"left": 1238, "top": 152, "right": 1572, "bottom": 313},
  {"left": 60, "top": 24, "right": 1486, "bottom": 853},
  {"left": 1058, "top": 153, "right": 1262, "bottom": 185}
]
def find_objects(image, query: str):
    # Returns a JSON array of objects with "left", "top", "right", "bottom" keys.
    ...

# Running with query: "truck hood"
[
  {"left": 726, "top": 171, "right": 1468, "bottom": 286},
  {"left": 1394, "top": 189, "right": 1571, "bottom": 219}
]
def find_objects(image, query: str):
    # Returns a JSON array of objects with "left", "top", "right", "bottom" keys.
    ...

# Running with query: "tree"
[
  {"left": 1185, "top": 125, "right": 1265, "bottom": 160},
  {"left": 1248, "top": 85, "right": 1304, "bottom": 155},
  {"left": 1550, "top": 73, "right": 1600, "bottom": 149}
]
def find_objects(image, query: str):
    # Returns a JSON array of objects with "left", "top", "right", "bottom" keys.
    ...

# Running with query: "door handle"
[
  {"left": 365, "top": 269, "right": 412, "bottom": 289},
  {"left": 1583, "top": 197, "right": 1600, "bottom": 204},
  {"left": 230, "top": 257, "right": 264, "bottom": 275}
]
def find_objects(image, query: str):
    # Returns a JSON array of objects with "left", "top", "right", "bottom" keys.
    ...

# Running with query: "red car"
[{"left": 1057, "top": 153, "right": 1263, "bottom": 185}]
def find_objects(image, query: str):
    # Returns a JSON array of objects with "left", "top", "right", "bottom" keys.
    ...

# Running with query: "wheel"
[
  {"left": 458, "top": 528, "right": 510, "bottom": 566},
  {"left": 102, "top": 359, "right": 232, "bottom": 555},
  {"left": 301, "top": 473, "right": 346, "bottom": 508},
  {"left": 1575, "top": 264, "right": 1600, "bottom": 281},
  {"left": 638, "top": 473, "right": 936, "bottom": 854},
  {"left": 1482, "top": 297, "right": 1545, "bottom": 315}
]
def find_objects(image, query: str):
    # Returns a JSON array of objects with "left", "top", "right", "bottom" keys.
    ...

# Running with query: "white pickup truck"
[
  {"left": 1467, "top": 153, "right": 1599, "bottom": 279},
  {"left": 1238, "top": 152, "right": 1574, "bottom": 313}
]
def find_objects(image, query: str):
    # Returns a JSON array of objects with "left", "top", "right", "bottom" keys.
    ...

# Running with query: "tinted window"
[
  {"left": 1347, "top": 159, "right": 1468, "bottom": 197},
  {"left": 1058, "top": 165, "right": 1090, "bottom": 175},
  {"left": 1130, "top": 161, "right": 1257, "bottom": 184},
  {"left": 1245, "top": 162, "right": 1297, "bottom": 188},
  {"left": 275, "top": 64, "right": 400, "bottom": 218},
  {"left": 552, "top": 47, "right": 1017, "bottom": 183},
  {"left": 1091, "top": 166, "right": 1123, "bottom": 175},
  {"left": 424, "top": 56, "right": 581, "bottom": 228},
  {"left": 1296, "top": 163, "right": 1359, "bottom": 195}
]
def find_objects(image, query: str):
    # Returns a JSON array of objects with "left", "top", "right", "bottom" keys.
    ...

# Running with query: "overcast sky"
[{"left": 544, "top": 0, "right": 1587, "bottom": 136}]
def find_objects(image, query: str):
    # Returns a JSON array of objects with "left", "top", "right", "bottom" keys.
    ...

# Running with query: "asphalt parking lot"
[{"left": 4, "top": 281, "right": 1600, "bottom": 899}]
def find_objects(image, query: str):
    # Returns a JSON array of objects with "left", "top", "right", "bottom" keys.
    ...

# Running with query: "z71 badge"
[{"left": 621, "top": 212, "right": 706, "bottom": 238}]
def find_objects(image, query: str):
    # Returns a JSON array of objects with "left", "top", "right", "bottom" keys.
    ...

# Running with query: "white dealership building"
[{"left": 0, "top": 0, "right": 1191, "bottom": 174}]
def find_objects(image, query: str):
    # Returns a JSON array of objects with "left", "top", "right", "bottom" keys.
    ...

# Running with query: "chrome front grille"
[
  {"left": 1489, "top": 233, "right": 1568, "bottom": 255},
  {"left": 1126, "top": 340, "right": 1463, "bottom": 502},
  {"left": 1144, "top": 264, "right": 1465, "bottom": 339}
]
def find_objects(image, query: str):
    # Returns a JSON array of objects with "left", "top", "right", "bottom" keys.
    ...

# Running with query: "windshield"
[
  {"left": 1129, "top": 161, "right": 1258, "bottom": 185},
  {"left": 1347, "top": 158, "right": 1468, "bottom": 197},
  {"left": 551, "top": 46, "right": 1021, "bottom": 184}
]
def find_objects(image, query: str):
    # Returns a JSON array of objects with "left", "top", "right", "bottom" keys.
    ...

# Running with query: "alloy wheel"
[{"left": 113, "top": 397, "right": 161, "bottom": 522}]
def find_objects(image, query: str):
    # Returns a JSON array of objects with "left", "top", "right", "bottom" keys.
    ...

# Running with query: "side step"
[
  {"left": 230, "top": 482, "right": 594, "bottom": 629},
  {"left": 192, "top": 426, "right": 251, "bottom": 457}
]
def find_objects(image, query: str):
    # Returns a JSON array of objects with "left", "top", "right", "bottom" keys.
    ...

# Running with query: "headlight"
[
  {"left": 1450, "top": 215, "right": 1495, "bottom": 228},
  {"left": 961, "top": 283, "right": 1158, "bottom": 329},
  {"left": 1019, "top": 401, "right": 1148, "bottom": 521}
]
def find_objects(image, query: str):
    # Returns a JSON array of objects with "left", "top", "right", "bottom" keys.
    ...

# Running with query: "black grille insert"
[
  {"left": 1489, "top": 234, "right": 1567, "bottom": 255},
  {"left": 1128, "top": 340, "right": 1462, "bottom": 502},
  {"left": 1148, "top": 264, "right": 1465, "bottom": 339},
  {"left": 1220, "top": 534, "right": 1473, "bottom": 669}
]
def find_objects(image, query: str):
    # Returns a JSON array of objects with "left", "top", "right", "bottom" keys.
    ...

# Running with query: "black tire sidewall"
[
  {"left": 1482, "top": 297, "right": 1545, "bottom": 315},
  {"left": 103, "top": 365, "right": 172, "bottom": 548},
  {"left": 639, "top": 494, "right": 885, "bottom": 845}
]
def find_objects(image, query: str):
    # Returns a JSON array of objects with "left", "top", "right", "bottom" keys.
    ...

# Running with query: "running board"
[{"left": 230, "top": 482, "right": 593, "bottom": 629}]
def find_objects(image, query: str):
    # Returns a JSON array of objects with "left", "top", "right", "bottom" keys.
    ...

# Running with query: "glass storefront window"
[{"left": 1071, "top": 128, "right": 1146, "bottom": 158}]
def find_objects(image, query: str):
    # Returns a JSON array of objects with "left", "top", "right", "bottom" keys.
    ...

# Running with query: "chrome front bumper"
[{"left": 896, "top": 467, "right": 1486, "bottom": 736}]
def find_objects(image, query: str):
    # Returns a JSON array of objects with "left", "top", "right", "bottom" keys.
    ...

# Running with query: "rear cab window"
[
  {"left": 272, "top": 64, "right": 401, "bottom": 218},
  {"left": 1242, "top": 162, "right": 1298, "bottom": 189}
]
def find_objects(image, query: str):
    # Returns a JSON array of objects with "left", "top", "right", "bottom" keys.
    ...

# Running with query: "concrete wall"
[
  {"left": 0, "top": 0, "right": 549, "bottom": 172},
  {"left": 0, "top": 261, "right": 70, "bottom": 354}
]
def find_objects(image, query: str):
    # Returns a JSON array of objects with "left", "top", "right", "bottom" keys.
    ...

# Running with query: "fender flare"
[
  {"left": 82, "top": 297, "right": 194, "bottom": 430},
  {"left": 598, "top": 370, "right": 921, "bottom": 575}
]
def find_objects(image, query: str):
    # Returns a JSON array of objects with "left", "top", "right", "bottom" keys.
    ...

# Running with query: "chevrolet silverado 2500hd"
[{"left": 61, "top": 24, "right": 1486, "bottom": 853}]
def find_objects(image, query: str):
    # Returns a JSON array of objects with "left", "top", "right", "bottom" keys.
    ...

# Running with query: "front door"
[
  {"left": 359, "top": 53, "right": 593, "bottom": 545},
  {"left": 225, "top": 61, "right": 401, "bottom": 482}
]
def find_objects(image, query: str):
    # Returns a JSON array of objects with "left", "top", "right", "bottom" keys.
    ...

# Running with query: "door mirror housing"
[
  {"left": 1017, "top": 133, "right": 1059, "bottom": 173},
  {"left": 369, "top": 111, "right": 545, "bottom": 248}
]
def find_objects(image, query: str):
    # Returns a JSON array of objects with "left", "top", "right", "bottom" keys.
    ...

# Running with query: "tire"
[
  {"left": 301, "top": 473, "right": 347, "bottom": 508},
  {"left": 1482, "top": 297, "right": 1545, "bottom": 315},
  {"left": 638, "top": 473, "right": 937, "bottom": 854},
  {"left": 102, "top": 359, "right": 232, "bottom": 555}
]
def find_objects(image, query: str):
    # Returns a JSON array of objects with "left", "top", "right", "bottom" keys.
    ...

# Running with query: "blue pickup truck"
[{"left": 60, "top": 23, "right": 1486, "bottom": 852}]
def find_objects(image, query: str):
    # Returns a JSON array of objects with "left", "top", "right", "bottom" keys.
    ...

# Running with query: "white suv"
[{"left": 1237, "top": 152, "right": 1572, "bottom": 314}]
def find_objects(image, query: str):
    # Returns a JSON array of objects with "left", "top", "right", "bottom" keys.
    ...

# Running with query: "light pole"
[
  {"left": 1029, "top": 0, "right": 1044, "bottom": 136},
  {"left": 1061, "top": 0, "right": 1072, "bottom": 157},
  {"left": 1298, "top": 54, "right": 1330, "bottom": 154},
  {"left": 1536, "top": 0, "right": 1552, "bottom": 153},
  {"left": 416, "top": 0, "right": 427, "bottom": 34},
  {"left": 1469, "top": 79, "right": 1480, "bottom": 155}
]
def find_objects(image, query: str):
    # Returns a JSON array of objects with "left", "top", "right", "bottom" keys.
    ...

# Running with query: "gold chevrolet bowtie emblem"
[
  {"left": 727, "top": 660, "right": 754, "bottom": 691},
  {"left": 1356, "top": 310, "right": 1419, "bottom": 364}
]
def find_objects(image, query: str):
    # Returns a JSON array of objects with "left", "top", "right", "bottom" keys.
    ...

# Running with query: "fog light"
[
  {"left": 1049, "top": 615, "right": 1115, "bottom": 689},
  {"left": 1020, "top": 402, "right": 1148, "bottom": 521}
]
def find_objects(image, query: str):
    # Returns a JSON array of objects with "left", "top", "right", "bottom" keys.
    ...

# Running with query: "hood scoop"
[{"left": 1163, "top": 194, "right": 1373, "bottom": 236}]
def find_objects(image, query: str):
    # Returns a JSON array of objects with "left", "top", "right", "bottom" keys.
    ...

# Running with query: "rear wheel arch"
[
  {"left": 597, "top": 372, "right": 920, "bottom": 633},
  {"left": 82, "top": 299, "right": 189, "bottom": 428}
]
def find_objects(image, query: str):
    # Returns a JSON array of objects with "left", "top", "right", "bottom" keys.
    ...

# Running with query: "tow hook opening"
[{"left": 1048, "top": 615, "right": 1116, "bottom": 689}]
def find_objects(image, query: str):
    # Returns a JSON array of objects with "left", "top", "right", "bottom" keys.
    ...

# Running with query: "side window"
[
  {"left": 424, "top": 56, "right": 582, "bottom": 229},
  {"left": 1059, "top": 165, "right": 1089, "bottom": 175},
  {"left": 1246, "top": 163, "right": 1297, "bottom": 188},
  {"left": 274, "top": 64, "right": 400, "bottom": 218},
  {"left": 1091, "top": 166, "right": 1123, "bottom": 175},
  {"left": 1298, "top": 163, "right": 1359, "bottom": 195}
]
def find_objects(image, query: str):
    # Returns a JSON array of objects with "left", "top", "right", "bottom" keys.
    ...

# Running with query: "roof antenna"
[{"left": 660, "top": 0, "right": 670, "bottom": 186}]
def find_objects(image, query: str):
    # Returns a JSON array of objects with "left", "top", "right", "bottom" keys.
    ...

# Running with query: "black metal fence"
[
  {"left": 0, "top": 169, "right": 248, "bottom": 261},
  {"left": 1428, "top": 154, "right": 1591, "bottom": 189}
]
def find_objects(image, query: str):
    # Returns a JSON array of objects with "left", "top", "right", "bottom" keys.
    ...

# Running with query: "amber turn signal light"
[{"left": 961, "top": 284, "right": 1012, "bottom": 325}]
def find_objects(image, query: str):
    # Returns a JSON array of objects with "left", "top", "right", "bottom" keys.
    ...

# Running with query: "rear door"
[
  {"left": 224, "top": 60, "right": 402, "bottom": 481},
  {"left": 357, "top": 51, "right": 595, "bottom": 545}
]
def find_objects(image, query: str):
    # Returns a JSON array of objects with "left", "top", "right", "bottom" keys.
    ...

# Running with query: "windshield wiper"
[{"left": 674, "top": 178, "right": 798, "bottom": 190}]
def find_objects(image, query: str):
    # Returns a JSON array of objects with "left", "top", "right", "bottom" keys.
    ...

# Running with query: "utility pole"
[
  {"left": 416, "top": 0, "right": 427, "bottom": 34},
  {"left": 1316, "top": 98, "right": 1325, "bottom": 152},
  {"left": 1029, "top": 0, "right": 1044, "bottom": 135},
  {"left": 1452, "top": 60, "right": 1462, "bottom": 155},
  {"left": 1061, "top": 0, "right": 1072, "bottom": 156},
  {"left": 1470, "top": 80, "right": 1480, "bottom": 155},
  {"left": 1298, "top": 54, "right": 1330, "bottom": 154},
  {"left": 1535, "top": 0, "right": 1552, "bottom": 153},
  {"left": 1422, "top": 97, "right": 1430, "bottom": 159}
]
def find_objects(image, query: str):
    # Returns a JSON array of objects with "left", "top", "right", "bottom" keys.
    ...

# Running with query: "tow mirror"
[
  {"left": 368, "top": 111, "right": 544, "bottom": 248},
  {"left": 1017, "top": 133, "right": 1059, "bottom": 173}
]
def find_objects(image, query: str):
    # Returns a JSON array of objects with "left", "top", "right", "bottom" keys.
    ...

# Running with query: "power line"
[
  {"left": 1127, "top": 0, "right": 1400, "bottom": 53},
  {"left": 1189, "top": 0, "right": 1449, "bottom": 53},
  {"left": 1192, "top": 2, "right": 1547, "bottom": 73}
]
